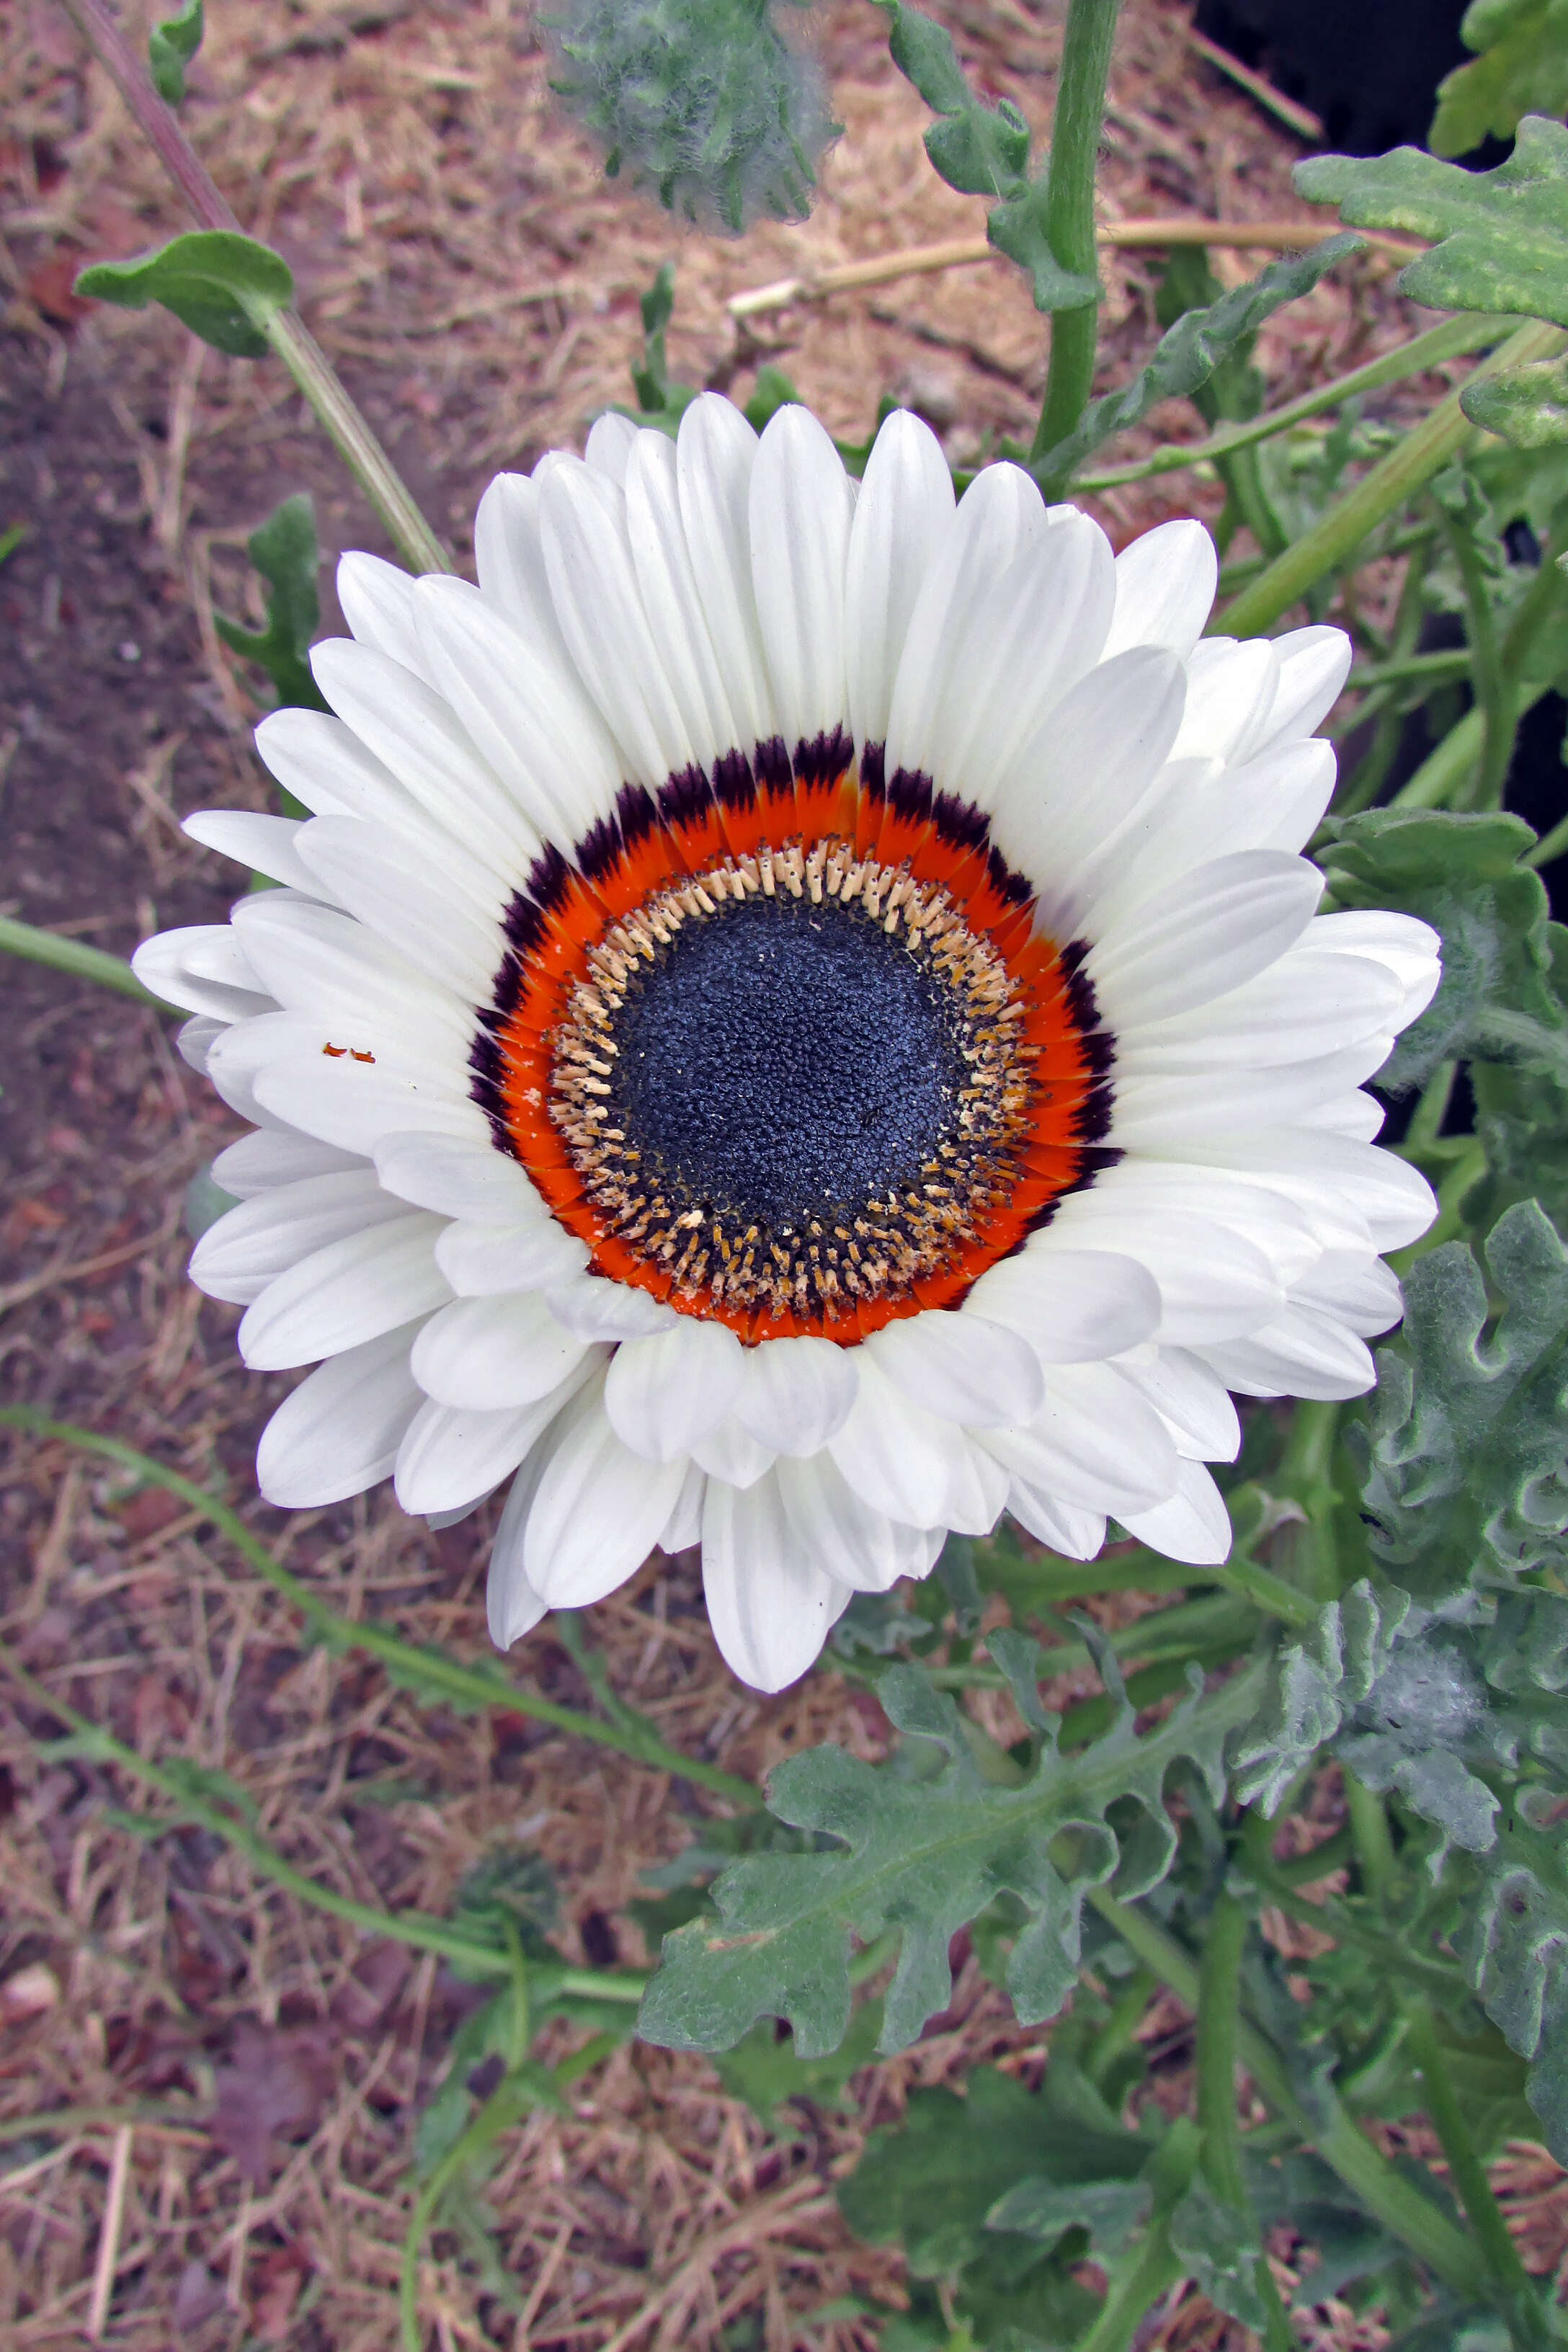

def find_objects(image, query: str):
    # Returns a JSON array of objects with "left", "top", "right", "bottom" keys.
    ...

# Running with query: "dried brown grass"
[{"left": 4, "top": 0, "right": 1566, "bottom": 2345}]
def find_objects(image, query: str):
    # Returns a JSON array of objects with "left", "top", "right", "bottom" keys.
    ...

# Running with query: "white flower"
[{"left": 135, "top": 398, "right": 1439, "bottom": 1693}]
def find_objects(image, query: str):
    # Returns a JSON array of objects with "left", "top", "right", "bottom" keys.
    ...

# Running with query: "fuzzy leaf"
[
  {"left": 214, "top": 494, "right": 329, "bottom": 718},
  {"left": 1033, "top": 236, "right": 1363, "bottom": 486},
  {"left": 76, "top": 230, "right": 292, "bottom": 359},
  {"left": 1431, "top": 1, "right": 1568, "bottom": 160},
  {"left": 873, "top": 0, "right": 1030, "bottom": 199},
  {"left": 1169, "top": 2176, "right": 1268, "bottom": 2332},
  {"left": 986, "top": 176, "right": 1101, "bottom": 314},
  {"left": 1317, "top": 807, "right": 1568, "bottom": 1090},
  {"left": 988, "top": 2175, "right": 1152, "bottom": 2258},
  {"left": 1357, "top": 1203, "right": 1568, "bottom": 1595},
  {"left": 638, "top": 1645, "right": 1256, "bottom": 2058},
  {"left": 1296, "top": 117, "right": 1568, "bottom": 330},
  {"left": 148, "top": 0, "right": 203, "bottom": 106},
  {"left": 1464, "top": 352, "right": 1568, "bottom": 446},
  {"left": 713, "top": 1999, "right": 883, "bottom": 2126},
  {"left": 1460, "top": 1820, "right": 1568, "bottom": 2161},
  {"left": 1229, "top": 1580, "right": 1407, "bottom": 1816}
]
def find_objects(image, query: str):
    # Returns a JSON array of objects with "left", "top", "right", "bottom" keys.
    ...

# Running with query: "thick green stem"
[
  {"left": 1074, "top": 314, "right": 1510, "bottom": 491},
  {"left": 1219, "top": 319, "right": 1567, "bottom": 638},
  {"left": 0, "top": 917, "right": 162, "bottom": 1004},
  {"left": 0, "top": 1409, "right": 758, "bottom": 1806},
  {"left": 1087, "top": 1889, "right": 1494, "bottom": 2308},
  {"left": 1207, "top": 1549, "right": 1320, "bottom": 1631},
  {"left": 1437, "top": 497, "right": 1512, "bottom": 809},
  {"left": 58, "top": 0, "right": 449, "bottom": 576},
  {"left": 1404, "top": 2004, "right": 1554, "bottom": 2351},
  {"left": 1344, "top": 1770, "right": 1397, "bottom": 1902},
  {"left": 1030, "top": 0, "right": 1121, "bottom": 462}
]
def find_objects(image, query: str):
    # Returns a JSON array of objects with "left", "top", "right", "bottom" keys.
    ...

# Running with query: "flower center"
[{"left": 471, "top": 758, "right": 1116, "bottom": 1340}]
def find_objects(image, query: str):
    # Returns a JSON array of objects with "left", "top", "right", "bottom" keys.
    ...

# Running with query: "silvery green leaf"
[
  {"left": 76, "top": 230, "right": 293, "bottom": 359},
  {"left": 1430, "top": 1, "right": 1568, "bottom": 160},
  {"left": 1463, "top": 352, "right": 1568, "bottom": 445},
  {"left": 1460, "top": 1820, "right": 1568, "bottom": 2161},
  {"left": 1168, "top": 2176, "right": 1268, "bottom": 2332}
]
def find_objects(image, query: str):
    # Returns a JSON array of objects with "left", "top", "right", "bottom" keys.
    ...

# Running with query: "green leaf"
[
  {"left": 742, "top": 363, "right": 801, "bottom": 435},
  {"left": 76, "top": 230, "right": 293, "bottom": 360},
  {"left": 1355, "top": 1203, "right": 1568, "bottom": 1598},
  {"left": 1463, "top": 352, "right": 1568, "bottom": 446},
  {"left": 1459, "top": 1817, "right": 1568, "bottom": 2160},
  {"left": 448, "top": 1844, "right": 559, "bottom": 1959},
  {"left": 1230, "top": 1580, "right": 1407, "bottom": 1816},
  {"left": 1317, "top": 808, "right": 1568, "bottom": 1090},
  {"left": 1431, "top": 1, "right": 1568, "bottom": 160},
  {"left": 872, "top": 0, "right": 1030, "bottom": 200},
  {"left": 1168, "top": 2175, "right": 1268, "bottom": 2332},
  {"left": 148, "top": 0, "right": 203, "bottom": 106},
  {"left": 713, "top": 1998, "right": 883, "bottom": 2126},
  {"left": 636, "top": 1642, "right": 1257, "bottom": 2059},
  {"left": 986, "top": 174, "right": 1101, "bottom": 315},
  {"left": 213, "top": 493, "right": 329, "bottom": 718},
  {"left": 988, "top": 2174, "right": 1152, "bottom": 2258},
  {"left": 1154, "top": 247, "right": 1265, "bottom": 427},
  {"left": 1296, "top": 117, "right": 1568, "bottom": 331},
  {"left": 1031, "top": 236, "right": 1363, "bottom": 486},
  {"left": 625, "top": 262, "right": 697, "bottom": 429}
]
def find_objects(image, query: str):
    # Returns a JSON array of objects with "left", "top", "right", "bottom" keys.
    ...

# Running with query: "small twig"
[
  {"left": 0, "top": 1216, "right": 176, "bottom": 1316},
  {"left": 1186, "top": 28, "right": 1325, "bottom": 141},
  {"left": 86, "top": 2124, "right": 133, "bottom": 2342},
  {"left": 726, "top": 217, "right": 1419, "bottom": 319}
]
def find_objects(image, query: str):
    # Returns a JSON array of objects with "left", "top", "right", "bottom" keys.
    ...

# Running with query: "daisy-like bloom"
[{"left": 135, "top": 398, "right": 1440, "bottom": 1693}]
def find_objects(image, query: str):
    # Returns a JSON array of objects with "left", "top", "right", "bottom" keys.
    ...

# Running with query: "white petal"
[
  {"left": 1111, "top": 1039, "right": 1389, "bottom": 1147},
  {"left": 658, "top": 1461, "right": 708, "bottom": 1553},
  {"left": 1050, "top": 1164, "right": 1321, "bottom": 1288},
  {"left": 375, "top": 1132, "right": 548, "bottom": 1224},
  {"left": 522, "top": 1372, "right": 687, "bottom": 1605},
  {"left": 690, "top": 1415, "right": 777, "bottom": 1489},
  {"left": 411, "top": 1292, "right": 589, "bottom": 1409},
  {"left": 1288, "top": 1249, "right": 1403, "bottom": 1337},
  {"left": 1118, "top": 1458, "right": 1233, "bottom": 1564},
  {"left": 676, "top": 393, "right": 775, "bottom": 751},
  {"left": 293, "top": 815, "right": 503, "bottom": 1001},
  {"left": 337, "top": 550, "right": 428, "bottom": 677},
  {"left": 1101, "top": 520, "right": 1217, "bottom": 662},
  {"left": 702, "top": 1473, "right": 847, "bottom": 1691},
  {"left": 1114, "top": 948, "right": 1404, "bottom": 1074},
  {"left": 748, "top": 405, "right": 854, "bottom": 752},
  {"left": 735, "top": 1332, "right": 859, "bottom": 1453},
  {"left": 1253, "top": 625, "right": 1352, "bottom": 748},
  {"left": 979, "top": 1363, "right": 1179, "bottom": 1516},
  {"left": 238, "top": 1213, "right": 450, "bottom": 1369},
  {"left": 435, "top": 1214, "right": 589, "bottom": 1295},
  {"left": 133, "top": 925, "right": 273, "bottom": 1023},
  {"left": 624, "top": 428, "right": 741, "bottom": 767},
  {"left": 866, "top": 1309, "right": 1043, "bottom": 1427},
  {"left": 776, "top": 1451, "right": 934, "bottom": 1593},
  {"left": 828, "top": 1354, "right": 1007, "bottom": 1533},
  {"left": 1310, "top": 909, "right": 1442, "bottom": 1029},
  {"left": 1088, "top": 850, "right": 1322, "bottom": 1026},
  {"left": 254, "top": 705, "right": 458, "bottom": 859},
  {"left": 543, "top": 1275, "right": 679, "bottom": 1340},
  {"left": 604, "top": 1319, "right": 747, "bottom": 1461},
  {"left": 585, "top": 409, "right": 638, "bottom": 481},
  {"left": 1116, "top": 1345, "right": 1241, "bottom": 1462},
  {"left": 190, "top": 1168, "right": 406, "bottom": 1305},
  {"left": 396, "top": 1360, "right": 595, "bottom": 1514},
  {"left": 486, "top": 1476, "right": 552, "bottom": 1649},
  {"left": 205, "top": 1012, "right": 322, "bottom": 1126},
  {"left": 1199, "top": 1307, "right": 1376, "bottom": 1401},
  {"left": 210, "top": 1128, "right": 363, "bottom": 1195},
  {"left": 964, "top": 1247, "right": 1162, "bottom": 1366},
  {"left": 231, "top": 886, "right": 471, "bottom": 1045},
  {"left": 183, "top": 810, "right": 318, "bottom": 896},
  {"left": 177, "top": 1015, "right": 223, "bottom": 1074},
  {"left": 540, "top": 458, "right": 695, "bottom": 785},
  {"left": 1004, "top": 1479, "right": 1105, "bottom": 1559},
  {"left": 252, "top": 1051, "right": 486, "bottom": 1157},
  {"left": 1082, "top": 739, "right": 1337, "bottom": 938},
  {"left": 1172, "top": 638, "right": 1280, "bottom": 763},
  {"left": 1160, "top": 1128, "right": 1436, "bottom": 1253},
  {"left": 844, "top": 408, "right": 955, "bottom": 752},
  {"left": 472, "top": 470, "right": 582, "bottom": 680},
  {"left": 257, "top": 1323, "right": 425, "bottom": 1506}
]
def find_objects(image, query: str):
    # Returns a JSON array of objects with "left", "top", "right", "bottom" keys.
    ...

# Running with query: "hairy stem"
[
  {"left": 1197, "top": 1892, "right": 1293, "bottom": 2352},
  {"left": 0, "top": 1409, "right": 759, "bottom": 1805},
  {"left": 58, "top": 0, "right": 449, "bottom": 576},
  {"left": 0, "top": 917, "right": 161, "bottom": 1004},
  {"left": 1218, "top": 319, "right": 1568, "bottom": 638},
  {"left": 1030, "top": 0, "right": 1121, "bottom": 463}
]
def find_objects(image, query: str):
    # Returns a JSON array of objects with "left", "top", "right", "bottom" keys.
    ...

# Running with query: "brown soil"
[{"left": 3, "top": 2, "right": 1557, "bottom": 2348}]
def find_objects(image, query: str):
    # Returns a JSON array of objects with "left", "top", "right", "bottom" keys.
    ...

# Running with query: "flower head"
[{"left": 137, "top": 398, "right": 1439, "bottom": 1691}]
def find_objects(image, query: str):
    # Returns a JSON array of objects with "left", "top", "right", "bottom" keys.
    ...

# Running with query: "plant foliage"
[
  {"left": 1430, "top": 1, "right": 1568, "bottom": 161},
  {"left": 213, "top": 493, "right": 330, "bottom": 718},
  {"left": 148, "top": 0, "right": 203, "bottom": 107},
  {"left": 76, "top": 229, "right": 293, "bottom": 358}
]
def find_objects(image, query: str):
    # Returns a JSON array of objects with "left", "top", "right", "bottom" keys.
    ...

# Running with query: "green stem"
[
  {"left": 1029, "top": 0, "right": 1121, "bottom": 463},
  {"left": 1088, "top": 1889, "right": 1494, "bottom": 2308},
  {"left": 0, "top": 917, "right": 162, "bottom": 1005},
  {"left": 1207, "top": 1550, "right": 1320, "bottom": 1631},
  {"left": 1347, "top": 649, "right": 1474, "bottom": 695},
  {"left": 1344, "top": 1770, "right": 1397, "bottom": 1903},
  {"left": 0, "top": 1409, "right": 758, "bottom": 1807},
  {"left": 1197, "top": 1893, "right": 1293, "bottom": 2352},
  {"left": 1526, "top": 807, "right": 1568, "bottom": 870},
  {"left": 1403, "top": 1061, "right": 1458, "bottom": 1156},
  {"left": 1218, "top": 319, "right": 1568, "bottom": 638},
  {"left": 1437, "top": 499, "right": 1512, "bottom": 810},
  {"left": 1072, "top": 2227, "right": 1182, "bottom": 2352},
  {"left": 1403, "top": 2004, "right": 1553, "bottom": 2351},
  {"left": 1388, "top": 1141, "right": 1487, "bottom": 1278},
  {"left": 399, "top": 2064, "right": 564, "bottom": 2352},
  {"left": 58, "top": 0, "right": 449, "bottom": 577},
  {"left": 1074, "top": 314, "right": 1510, "bottom": 491}
]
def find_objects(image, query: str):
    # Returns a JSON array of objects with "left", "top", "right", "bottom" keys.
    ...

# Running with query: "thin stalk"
[
  {"left": 1206, "top": 1549, "right": 1320, "bottom": 1630},
  {"left": 1392, "top": 703, "right": 1487, "bottom": 809},
  {"left": 58, "top": 0, "right": 449, "bottom": 576},
  {"left": 1030, "top": 0, "right": 1122, "bottom": 463},
  {"left": 1219, "top": 318, "right": 1568, "bottom": 637},
  {"left": 1388, "top": 1141, "right": 1487, "bottom": 1277},
  {"left": 1403, "top": 1061, "right": 1458, "bottom": 1157},
  {"left": 1074, "top": 314, "right": 1510, "bottom": 491},
  {"left": 1006, "top": 1550, "right": 1198, "bottom": 1603},
  {"left": 0, "top": 1409, "right": 758, "bottom": 1806},
  {"left": 1436, "top": 499, "right": 1512, "bottom": 809},
  {"left": 1344, "top": 1770, "right": 1397, "bottom": 1903},
  {"left": 1087, "top": 1889, "right": 1494, "bottom": 2308},
  {"left": 1197, "top": 1893, "right": 1293, "bottom": 2352},
  {"left": 1404, "top": 2003, "right": 1554, "bottom": 2351},
  {"left": 398, "top": 2062, "right": 565, "bottom": 2352},
  {"left": 1527, "top": 807, "right": 1568, "bottom": 869},
  {"left": 0, "top": 917, "right": 162, "bottom": 1004},
  {"left": 1347, "top": 649, "right": 1474, "bottom": 695},
  {"left": 1071, "top": 2227, "right": 1182, "bottom": 2352},
  {"left": 1502, "top": 530, "right": 1568, "bottom": 684}
]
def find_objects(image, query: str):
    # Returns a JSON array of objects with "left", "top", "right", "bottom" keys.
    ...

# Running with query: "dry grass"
[{"left": 3, "top": 0, "right": 1565, "bottom": 2345}]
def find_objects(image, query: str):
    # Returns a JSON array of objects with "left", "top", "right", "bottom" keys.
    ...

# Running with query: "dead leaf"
[
  {"left": 172, "top": 2260, "right": 226, "bottom": 2332},
  {"left": 210, "top": 2020, "right": 338, "bottom": 2185},
  {"left": 26, "top": 251, "right": 90, "bottom": 326},
  {"left": 1, "top": 1961, "right": 61, "bottom": 2025},
  {"left": 329, "top": 1941, "right": 411, "bottom": 2037},
  {"left": 115, "top": 1487, "right": 185, "bottom": 1543},
  {"left": 249, "top": 2243, "right": 309, "bottom": 2342}
]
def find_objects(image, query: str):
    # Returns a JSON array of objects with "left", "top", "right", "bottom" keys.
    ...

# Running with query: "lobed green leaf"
[
  {"left": 1459, "top": 1819, "right": 1568, "bottom": 2160},
  {"left": 76, "top": 229, "right": 293, "bottom": 360},
  {"left": 214, "top": 493, "right": 329, "bottom": 716},
  {"left": 1430, "top": 1, "right": 1568, "bottom": 161},
  {"left": 1462, "top": 351, "right": 1568, "bottom": 446},
  {"left": 148, "top": 0, "right": 203, "bottom": 107}
]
